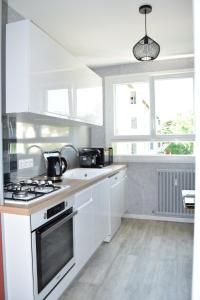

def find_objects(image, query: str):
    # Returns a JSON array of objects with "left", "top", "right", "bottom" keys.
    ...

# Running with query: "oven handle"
[{"left": 37, "top": 210, "right": 78, "bottom": 237}]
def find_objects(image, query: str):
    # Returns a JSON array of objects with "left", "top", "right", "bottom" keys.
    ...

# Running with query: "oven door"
[{"left": 32, "top": 208, "right": 77, "bottom": 300}]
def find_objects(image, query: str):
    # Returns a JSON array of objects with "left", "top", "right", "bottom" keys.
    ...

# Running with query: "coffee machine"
[
  {"left": 43, "top": 151, "right": 67, "bottom": 182},
  {"left": 79, "top": 147, "right": 113, "bottom": 168}
]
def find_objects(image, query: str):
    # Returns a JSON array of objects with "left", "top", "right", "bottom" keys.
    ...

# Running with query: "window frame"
[{"left": 105, "top": 69, "right": 195, "bottom": 161}]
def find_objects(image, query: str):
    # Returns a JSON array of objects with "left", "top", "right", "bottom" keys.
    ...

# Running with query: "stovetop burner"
[
  {"left": 34, "top": 185, "right": 54, "bottom": 193},
  {"left": 4, "top": 179, "right": 61, "bottom": 202},
  {"left": 13, "top": 190, "right": 29, "bottom": 198}
]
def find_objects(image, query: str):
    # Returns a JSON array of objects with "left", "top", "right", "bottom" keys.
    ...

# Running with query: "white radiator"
[{"left": 157, "top": 169, "right": 195, "bottom": 216}]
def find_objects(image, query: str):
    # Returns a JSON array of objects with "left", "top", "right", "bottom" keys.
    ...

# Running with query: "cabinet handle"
[
  {"left": 39, "top": 211, "right": 78, "bottom": 237},
  {"left": 108, "top": 172, "right": 118, "bottom": 178}
]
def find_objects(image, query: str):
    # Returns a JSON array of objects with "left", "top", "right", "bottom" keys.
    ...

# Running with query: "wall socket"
[{"left": 18, "top": 159, "right": 34, "bottom": 170}]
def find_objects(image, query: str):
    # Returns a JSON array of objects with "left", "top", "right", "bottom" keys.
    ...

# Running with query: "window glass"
[
  {"left": 114, "top": 82, "right": 150, "bottom": 135},
  {"left": 112, "top": 141, "right": 194, "bottom": 156},
  {"left": 155, "top": 77, "right": 194, "bottom": 135}
]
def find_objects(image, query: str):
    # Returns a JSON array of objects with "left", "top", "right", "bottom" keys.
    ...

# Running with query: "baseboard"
[{"left": 123, "top": 213, "right": 194, "bottom": 223}]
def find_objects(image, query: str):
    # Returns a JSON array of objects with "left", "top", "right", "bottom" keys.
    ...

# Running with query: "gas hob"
[{"left": 4, "top": 179, "right": 62, "bottom": 203}]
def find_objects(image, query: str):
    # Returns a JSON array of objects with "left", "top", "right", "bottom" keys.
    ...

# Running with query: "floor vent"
[{"left": 157, "top": 169, "right": 195, "bottom": 216}]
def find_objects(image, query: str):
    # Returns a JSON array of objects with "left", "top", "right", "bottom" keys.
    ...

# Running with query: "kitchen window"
[{"left": 105, "top": 72, "right": 195, "bottom": 158}]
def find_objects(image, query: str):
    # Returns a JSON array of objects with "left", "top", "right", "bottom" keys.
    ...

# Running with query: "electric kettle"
[{"left": 43, "top": 151, "right": 68, "bottom": 182}]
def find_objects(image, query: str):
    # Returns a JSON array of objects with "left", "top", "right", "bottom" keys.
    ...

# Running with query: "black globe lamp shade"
[{"left": 133, "top": 35, "right": 160, "bottom": 61}]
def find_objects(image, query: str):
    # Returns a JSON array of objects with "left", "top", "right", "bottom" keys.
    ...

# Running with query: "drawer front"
[
  {"left": 75, "top": 186, "right": 92, "bottom": 209},
  {"left": 109, "top": 173, "right": 120, "bottom": 186}
]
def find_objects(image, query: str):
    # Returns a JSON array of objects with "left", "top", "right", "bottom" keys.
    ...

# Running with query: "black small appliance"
[
  {"left": 43, "top": 151, "right": 67, "bottom": 182},
  {"left": 79, "top": 147, "right": 113, "bottom": 168}
]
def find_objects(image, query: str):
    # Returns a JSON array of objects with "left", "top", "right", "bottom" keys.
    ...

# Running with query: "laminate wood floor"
[{"left": 60, "top": 219, "right": 194, "bottom": 300}]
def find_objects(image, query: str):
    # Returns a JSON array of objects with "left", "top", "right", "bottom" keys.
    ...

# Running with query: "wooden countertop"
[{"left": 0, "top": 164, "right": 127, "bottom": 216}]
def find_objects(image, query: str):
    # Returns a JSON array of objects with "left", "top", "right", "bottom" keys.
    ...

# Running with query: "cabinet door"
[
  {"left": 74, "top": 188, "right": 94, "bottom": 272},
  {"left": 29, "top": 20, "right": 103, "bottom": 123},
  {"left": 119, "top": 176, "right": 127, "bottom": 216},
  {"left": 110, "top": 180, "right": 122, "bottom": 237},
  {"left": 6, "top": 21, "right": 30, "bottom": 113},
  {"left": 74, "top": 67, "right": 103, "bottom": 125},
  {"left": 29, "top": 20, "right": 76, "bottom": 116},
  {"left": 92, "top": 179, "right": 109, "bottom": 251}
]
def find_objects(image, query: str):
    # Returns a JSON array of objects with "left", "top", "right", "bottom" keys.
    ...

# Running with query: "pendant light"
[{"left": 132, "top": 5, "right": 160, "bottom": 61}]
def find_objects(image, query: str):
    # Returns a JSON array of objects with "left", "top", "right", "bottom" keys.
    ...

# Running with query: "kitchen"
[{"left": 0, "top": 0, "right": 200, "bottom": 300}]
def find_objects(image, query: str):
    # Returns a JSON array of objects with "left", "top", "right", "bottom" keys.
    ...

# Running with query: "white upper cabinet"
[{"left": 6, "top": 20, "right": 103, "bottom": 125}]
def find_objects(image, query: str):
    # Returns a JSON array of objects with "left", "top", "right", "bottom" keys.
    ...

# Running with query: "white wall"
[
  {"left": 192, "top": 0, "right": 200, "bottom": 298},
  {"left": 125, "top": 162, "right": 194, "bottom": 216}
]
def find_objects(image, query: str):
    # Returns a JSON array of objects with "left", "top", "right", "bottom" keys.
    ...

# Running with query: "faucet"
[
  {"left": 26, "top": 145, "right": 44, "bottom": 154},
  {"left": 25, "top": 144, "right": 47, "bottom": 177},
  {"left": 60, "top": 144, "right": 79, "bottom": 157},
  {"left": 60, "top": 144, "right": 79, "bottom": 168}
]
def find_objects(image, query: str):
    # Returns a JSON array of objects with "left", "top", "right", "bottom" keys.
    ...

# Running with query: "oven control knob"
[
  {"left": 40, "top": 180, "right": 45, "bottom": 185},
  {"left": 44, "top": 212, "right": 47, "bottom": 219}
]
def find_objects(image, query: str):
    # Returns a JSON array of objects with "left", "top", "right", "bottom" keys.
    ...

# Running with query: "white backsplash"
[{"left": 3, "top": 114, "right": 91, "bottom": 182}]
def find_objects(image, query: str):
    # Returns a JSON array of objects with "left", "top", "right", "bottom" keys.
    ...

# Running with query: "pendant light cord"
[{"left": 145, "top": 9, "right": 147, "bottom": 35}]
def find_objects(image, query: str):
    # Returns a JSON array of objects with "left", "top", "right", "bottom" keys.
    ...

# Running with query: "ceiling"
[{"left": 8, "top": 0, "right": 194, "bottom": 67}]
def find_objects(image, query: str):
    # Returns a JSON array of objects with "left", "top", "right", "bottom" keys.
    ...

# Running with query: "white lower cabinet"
[
  {"left": 119, "top": 172, "right": 128, "bottom": 216},
  {"left": 74, "top": 186, "right": 94, "bottom": 272},
  {"left": 105, "top": 169, "right": 127, "bottom": 242},
  {"left": 110, "top": 175, "right": 122, "bottom": 238},
  {"left": 74, "top": 178, "right": 109, "bottom": 272},
  {"left": 2, "top": 170, "right": 126, "bottom": 300},
  {"left": 92, "top": 179, "right": 109, "bottom": 252}
]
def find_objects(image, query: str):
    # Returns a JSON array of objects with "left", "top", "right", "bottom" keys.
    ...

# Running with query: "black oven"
[{"left": 32, "top": 199, "right": 77, "bottom": 299}]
